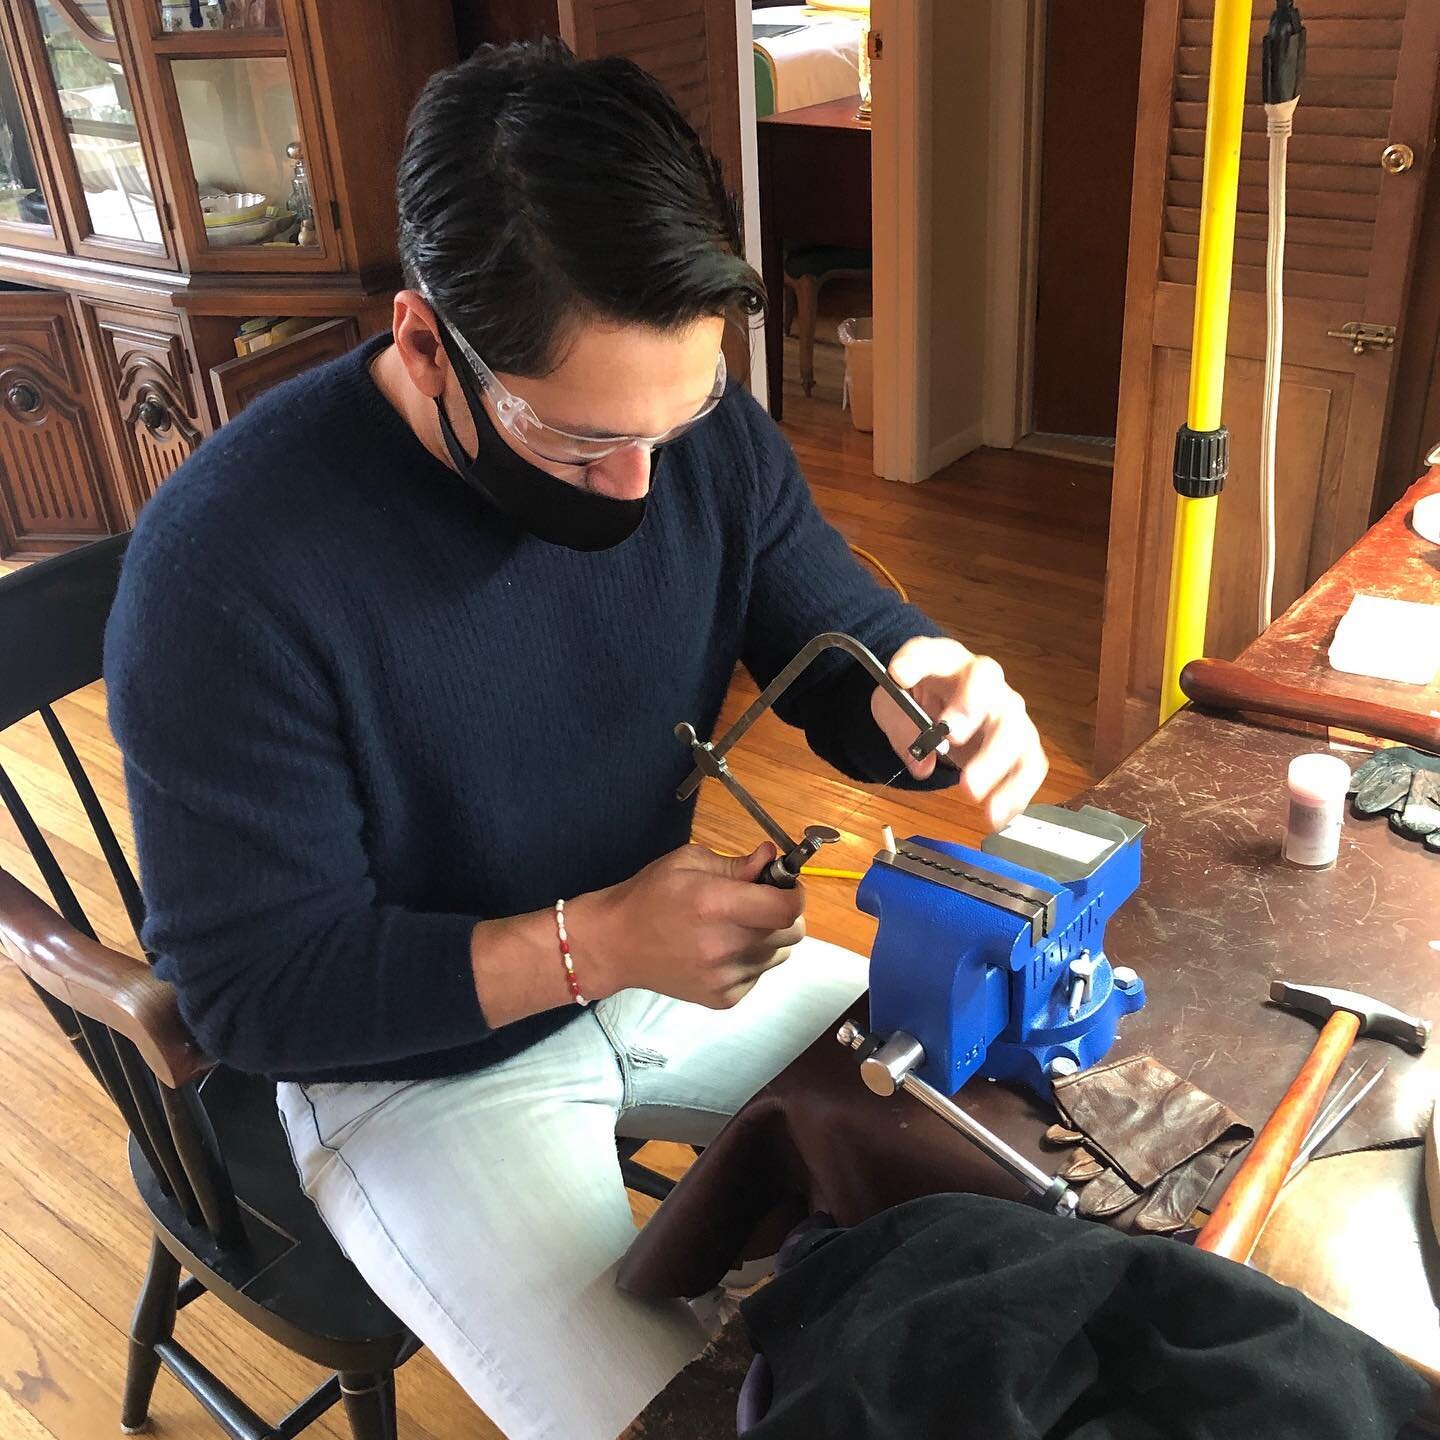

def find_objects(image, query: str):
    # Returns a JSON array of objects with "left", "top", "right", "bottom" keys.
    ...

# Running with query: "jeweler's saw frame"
[{"left": 674, "top": 632, "right": 949, "bottom": 886}]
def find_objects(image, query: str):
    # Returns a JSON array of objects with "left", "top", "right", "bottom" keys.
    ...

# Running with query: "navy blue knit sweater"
[{"left": 104, "top": 336, "right": 947, "bottom": 1083}]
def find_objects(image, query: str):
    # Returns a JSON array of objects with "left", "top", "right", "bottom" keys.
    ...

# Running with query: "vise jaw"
[{"left": 859, "top": 804, "right": 1146, "bottom": 1100}]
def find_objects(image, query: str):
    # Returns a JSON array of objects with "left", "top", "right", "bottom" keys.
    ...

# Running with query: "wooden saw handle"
[
  {"left": 1179, "top": 657, "right": 1440, "bottom": 754},
  {"left": 1195, "top": 1009, "right": 1361, "bottom": 1260}
]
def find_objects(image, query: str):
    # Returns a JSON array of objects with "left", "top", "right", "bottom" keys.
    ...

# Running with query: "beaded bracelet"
[{"left": 554, "top": 898, "right": 588, "bottom": 1006}]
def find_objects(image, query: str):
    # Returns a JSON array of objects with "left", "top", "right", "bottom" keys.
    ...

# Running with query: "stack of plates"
[
  {"left": 201, "top": 188, "right": 288, "bottom": 244},
  {"left": 201, "top": 191, "right": 268, "bottom": 226},
  {"left": 206, "top": 214, "right": 283, "bottom": 247},
  {"left": 201, "top": 191, "right": 283, "bottom": 247}
]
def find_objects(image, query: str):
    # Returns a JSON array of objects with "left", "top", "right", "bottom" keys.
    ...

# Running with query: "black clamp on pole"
[{"left": 1173, "top": 424, "right": 1230, "bottom": 499}]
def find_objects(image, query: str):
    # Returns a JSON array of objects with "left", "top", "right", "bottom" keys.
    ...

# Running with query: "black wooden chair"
[{"left": 0, "top": 535, "right": 679, "bottom": 1438}]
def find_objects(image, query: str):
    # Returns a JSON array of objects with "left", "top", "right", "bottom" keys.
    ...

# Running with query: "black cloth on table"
[{"left": 738, "top": 1193, "right": 1427, "bottom": 1440}]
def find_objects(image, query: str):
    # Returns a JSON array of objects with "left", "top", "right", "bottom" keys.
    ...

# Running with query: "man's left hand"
[{"left": 870, "top": 636, "right": 1048, "bottom": 831}]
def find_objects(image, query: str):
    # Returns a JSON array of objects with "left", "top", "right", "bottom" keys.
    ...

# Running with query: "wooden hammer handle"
[
  {"left": 1195, "top": 1009, "right": 1362, "bottom": 1260},
  {"left": 1179, "top": 657, "right": 1440, "bottom": 754}
]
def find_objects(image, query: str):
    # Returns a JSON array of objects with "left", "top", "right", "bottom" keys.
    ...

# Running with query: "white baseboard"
[{"left": 923, "top": 423, "right": 984, "bottom": 479}]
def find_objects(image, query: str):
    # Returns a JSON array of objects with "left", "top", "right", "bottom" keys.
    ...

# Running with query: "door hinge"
[
  {"left": 162, "top": 200, "right": 174, "bottom": 234},
  {"left": 1325, "top": 321, "right": 1395, "bottom": 355},
  {"left": 329, "top": 198, "right": 341, "bottom": 232},
  {"left": 868, "top": 28, "right": 883, "bottom": 60}
]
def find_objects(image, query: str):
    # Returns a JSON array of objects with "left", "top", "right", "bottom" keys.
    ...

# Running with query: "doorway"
[
  {"left": 971, "top": 0, "right": 1146, "bottom": 463},
  {"left": 1026, "top": 0, "right": 1147, "bottom": 448},
  {"left": 742, "top": 0, "right": 873, "bottom": 437}
]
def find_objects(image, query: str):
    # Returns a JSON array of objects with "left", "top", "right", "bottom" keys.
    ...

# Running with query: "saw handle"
[
  {"left": 756, "top": 825, "right": 843, "bottom": 888},
  {"left": 1194, "top": 1008, "right": 1361, "bottom": 1260},
  {"left": 1179, "top": 657, "right": 1440, "bottom": 754}
]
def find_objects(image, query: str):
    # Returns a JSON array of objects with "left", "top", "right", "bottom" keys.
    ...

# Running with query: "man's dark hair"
[{"left": 396, "top": 40, "right": 764, "bottom": 377}]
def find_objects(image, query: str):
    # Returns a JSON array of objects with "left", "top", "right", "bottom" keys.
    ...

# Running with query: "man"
[{"left": 105, "top": 41, "right": 1047, "bottom": 1440}]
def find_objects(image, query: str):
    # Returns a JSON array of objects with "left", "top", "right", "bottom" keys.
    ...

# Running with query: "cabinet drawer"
[
  {"left": 208, "top": 315, "right": 360, "bottom": 423},
  {"left": 0, "top": 291, "right": 116, "bottom": 557},
  {"left": 80, "top": 301, "right": 208, "bottom": 525}
]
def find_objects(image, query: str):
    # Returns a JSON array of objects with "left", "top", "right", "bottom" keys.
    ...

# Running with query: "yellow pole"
[{"left": 1159, "top": 0, "right": 1253, "bottom": 721}]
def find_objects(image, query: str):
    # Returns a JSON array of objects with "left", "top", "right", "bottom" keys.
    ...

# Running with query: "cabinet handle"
[
  {"left": 6, "top": 381, "right": 41, "bottom": 415},
  {"left": 138, "top": 396, "right": 170, "bottom": 433}
]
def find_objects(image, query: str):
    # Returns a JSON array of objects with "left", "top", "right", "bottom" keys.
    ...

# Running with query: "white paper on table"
[{"left": 1328, "top": 593, "right": 1440, "bottom": 686}]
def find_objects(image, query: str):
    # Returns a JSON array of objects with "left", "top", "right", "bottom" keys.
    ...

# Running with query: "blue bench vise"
[
  {"left": 674, "top": 632, "right": 1148, "bottom": 1212},
  {"left": 861, "top": 804, "right": 1147, "bottom": 1101}
]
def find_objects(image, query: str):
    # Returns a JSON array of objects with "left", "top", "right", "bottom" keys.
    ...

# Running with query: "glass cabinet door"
[
  {"left": 121, "top": 0, "right": 338, "bottom": 270},
  {"left": 20, "top": 0, "right": 167, "bottom": 253},
  {"left": 155, "top": 0, "right": 280, "bottom": 36},
  {"left": 172, "top": 55, "right": 315, "bottom": 252},
  {"left": 0, "top": 35, "right": 54, "bottom": 235}
]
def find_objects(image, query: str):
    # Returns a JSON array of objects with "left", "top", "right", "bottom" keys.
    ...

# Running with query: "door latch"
[{"left": 1325, "top": 322, "right": 1396, "bottom": 355}]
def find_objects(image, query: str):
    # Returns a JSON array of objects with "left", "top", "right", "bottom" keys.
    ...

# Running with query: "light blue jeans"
[{"left": 276, "top": 937, "right": 868, "bottom": 1440}]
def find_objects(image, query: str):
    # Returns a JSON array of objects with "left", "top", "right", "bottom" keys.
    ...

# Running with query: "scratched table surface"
[
  {"left": 618, "top": 705, "right": 1440, "bottom": 1436},
  {"left": 621, "top": 706, "right": 1440, "bottom": 1301},
  {"left": 1068, "top": 708, "right": 1437, "bottom": 1148}
]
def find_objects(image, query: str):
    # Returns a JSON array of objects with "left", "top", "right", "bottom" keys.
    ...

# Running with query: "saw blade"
[
  {"left": 831, "top": 730, "right": 962, "bottom": 842},
  {"left": 829, "top": 762, "right": 908, "bottom": 843}
]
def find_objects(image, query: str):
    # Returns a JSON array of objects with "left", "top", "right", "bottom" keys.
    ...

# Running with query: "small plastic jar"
[{"left": 1282, "top": 752, "right": 1352, "bottom": 868}]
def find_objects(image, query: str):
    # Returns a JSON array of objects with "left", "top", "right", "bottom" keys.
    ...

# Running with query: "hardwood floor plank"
[
  {"left": 0, "top": 986, "right": 369, "bottom": 1438},
  {"left": 0, "top": 1222, "right": 196, "bottom": 1440},
  {"left": 0, "top": 1387, "right": 64, "bottom": 1440}
]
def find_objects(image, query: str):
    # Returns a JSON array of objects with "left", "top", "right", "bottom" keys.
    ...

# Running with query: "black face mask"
[{"left": 432, "top": 326, "right": 657, "bottom": 552}]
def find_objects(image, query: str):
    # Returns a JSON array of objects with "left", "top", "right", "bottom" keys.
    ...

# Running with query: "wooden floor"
[{"left": 0, "top": 358, "right": 1110, "bottom": 1438}]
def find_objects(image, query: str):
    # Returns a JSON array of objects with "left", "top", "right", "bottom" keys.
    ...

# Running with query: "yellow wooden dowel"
[{"left": 716, "top": 852, "right": 865, "bottom": 883}]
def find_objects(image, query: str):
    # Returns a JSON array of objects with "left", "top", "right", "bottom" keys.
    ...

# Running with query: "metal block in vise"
[{"left": 859, "top": 803, "right": 1146, "bottom": 1100}]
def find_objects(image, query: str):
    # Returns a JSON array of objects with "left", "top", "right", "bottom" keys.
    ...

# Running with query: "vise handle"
[{"left": 837, "top": 1022, "right": 1077, "bottom": 1218}]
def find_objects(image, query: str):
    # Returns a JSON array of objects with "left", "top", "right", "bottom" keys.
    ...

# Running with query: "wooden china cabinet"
[{"left": 0, "top": 0, "right": 458, "bottom": 556}]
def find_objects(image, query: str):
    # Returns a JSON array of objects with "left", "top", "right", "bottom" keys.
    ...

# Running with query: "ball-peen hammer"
[{"left": 1195, "top": 981, "right": 1429, "bottom": 1260}]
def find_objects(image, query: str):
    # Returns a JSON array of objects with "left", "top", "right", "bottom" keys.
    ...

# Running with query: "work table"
[{"left": 622, "top": 472, "right": 1440, "bottom": 1437}]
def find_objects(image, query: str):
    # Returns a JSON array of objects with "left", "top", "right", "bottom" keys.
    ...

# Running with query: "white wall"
[
  {"left": 872, "top": 0, "right": 1034, "bottom": 482},
  {"left": 918, "top": 1, "right": 995, "bottom": 475},
  {"left": 734, "top": 0, "right": 768, "bottom": 406},
  {"left": 984, "top": 0, "right": 1043, "bottom": 449}
]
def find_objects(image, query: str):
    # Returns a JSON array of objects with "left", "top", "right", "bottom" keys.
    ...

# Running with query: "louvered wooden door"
[
  {"left": 559, "top": 0, "right": 743, "bottom": 194},
  {"left": 1096, "top": 0, "right": 1440, "bottom": 768}
]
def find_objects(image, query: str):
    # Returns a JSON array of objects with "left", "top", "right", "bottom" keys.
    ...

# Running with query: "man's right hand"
[{"left": 574, "top": 842, "right": 806, "bottom": 1009}]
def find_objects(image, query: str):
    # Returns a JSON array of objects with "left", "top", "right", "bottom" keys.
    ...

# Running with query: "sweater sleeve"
[
  {"left": 738, "top": 402, "right": 958, "bottom": 790},
  {"left": 104, "top": 549, "right": 488, "bottom": 1077}
]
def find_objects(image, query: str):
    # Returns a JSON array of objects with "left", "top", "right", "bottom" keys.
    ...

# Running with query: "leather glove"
[
  {"left": 1041, "top": 1054, "right": 1252, "bottom": 1234},
  {"left": 1348, "top": 746, "right": 1440, "bottom": 851}
]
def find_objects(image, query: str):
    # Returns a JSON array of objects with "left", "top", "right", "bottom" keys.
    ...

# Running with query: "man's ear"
[{"left": 391, "top": 290, "right": 449, "bottom": 399}]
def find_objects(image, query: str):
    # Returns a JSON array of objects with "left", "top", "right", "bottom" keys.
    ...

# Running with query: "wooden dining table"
[{"left": 757, "top": 95, "right": 872, "bottom": 419}]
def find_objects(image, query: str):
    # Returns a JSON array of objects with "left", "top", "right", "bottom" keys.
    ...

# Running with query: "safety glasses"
[{"left": 437, "top": 311, "right": 727, "bottom": 467}]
